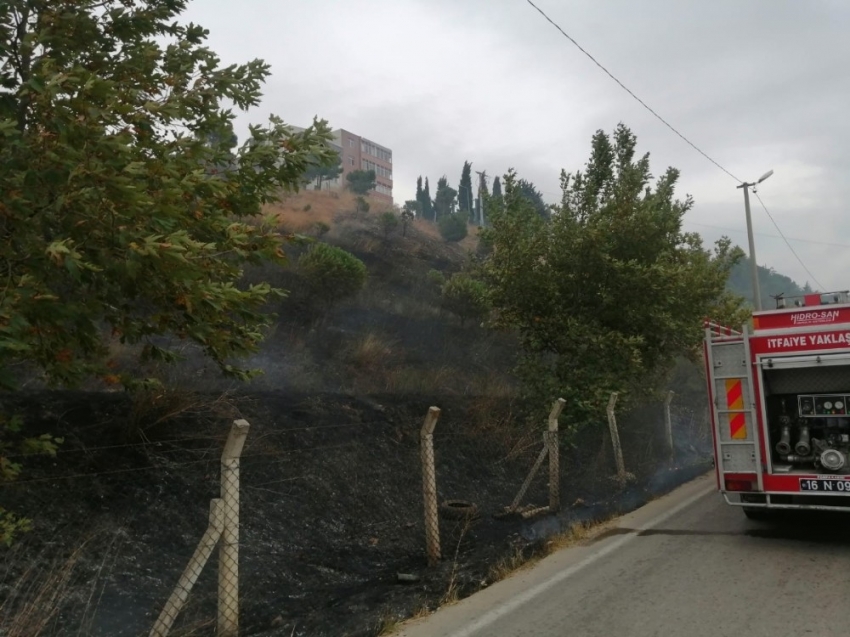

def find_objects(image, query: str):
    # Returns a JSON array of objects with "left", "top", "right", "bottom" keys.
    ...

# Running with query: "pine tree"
[
  {"left": 476, "top": 170, "right": 489, "bottom": 226},
  {"left": 416, "top": 175, "right": 424, "bottom": 210},
  {"left": 423, "top": 177, "right": 434, "bottom": 221},
  {"left": 492, "top": 176, "right": 502, "bottom": 199},
  {"left": 458, "top": 161, "right": 473, "bottom": 213}
]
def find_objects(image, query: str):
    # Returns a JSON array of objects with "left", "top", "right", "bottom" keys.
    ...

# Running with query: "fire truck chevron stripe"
[{"left": 725, "top": 378, "right": 747, "bottom": 439}]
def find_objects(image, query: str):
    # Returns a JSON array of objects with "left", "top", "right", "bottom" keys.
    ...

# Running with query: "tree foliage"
[
  {"left": 422, "top": 177, "right": 434, "bottom": 221},
  {"left": 728, "top": 256, "right": 810, "bottom": 310},
  {"left": 298, "top": 242, "right": 366, "bottom": 310},
  {"left": 516, "top": 179, "right": 549, "bottom": 220},
  {"left": 400, "top": 202, "right": 416, "bottom": 237},
  {"left": 346, "top": 169, "right": 376, "bottom": 195},
  {"left": 415, "top": 176, "right": 424, "bottom": 211},
  {"left": 482, "top": 125, "right": 746, "bottom": 425},
  {"left": 378, "top": 211, "right": 399, "bottom": 239},
  {"left": 438, "top": 212, "right": 468, "bottom": 242},
  {"left": 303, "top": 149, "right": 342, "bottom": 190},
  {"left": 0, "top": 413, "right": 61, "bottom": 545},
  {"left": 457, "top": 161, "right": 474, "bottom": 213},
  {"left": 492, "top": 176, "right": 502, "bottom": 199},
  {"left": 0, "top": 0, "right": 336, "bottom": 388},
  {"left": 433, "top": 176, "right": 457, "bottom": 220},
  {"left": 441, "top": 273, "right": 489, "bottom": 327}
]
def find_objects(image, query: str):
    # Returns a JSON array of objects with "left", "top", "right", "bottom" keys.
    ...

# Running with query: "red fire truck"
[{"left": 705, "top": 291, "right": 850, "bottom": 518}]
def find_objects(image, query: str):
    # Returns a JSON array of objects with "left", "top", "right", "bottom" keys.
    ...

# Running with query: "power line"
[
  {"left": 524, "top": 0, "right": 741, "bottom": 183},
  {"left": 686, "top": 221, "right": 850, "bottom": 250},
  {"left": 524, "top": 0, "right": 826, "bottom": 287},
  {"left": 753, "top": 191, "right": 825, "bottom": 290}
]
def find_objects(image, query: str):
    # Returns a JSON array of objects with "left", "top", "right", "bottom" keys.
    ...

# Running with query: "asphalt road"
[{"left": 398, "top": 475, "right": 850, "bottom": 637}]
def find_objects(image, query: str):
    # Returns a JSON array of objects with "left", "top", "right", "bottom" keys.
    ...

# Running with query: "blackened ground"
[{"left": 0, "top": 390, "right": 710, "bottom": 637}]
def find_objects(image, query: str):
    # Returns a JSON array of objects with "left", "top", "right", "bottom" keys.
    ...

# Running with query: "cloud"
[{"left": 184, "top": 0, "right": 850, "bottom": 290}]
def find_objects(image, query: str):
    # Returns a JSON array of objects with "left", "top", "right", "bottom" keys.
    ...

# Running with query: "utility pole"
[{"left": 737, "top": 169, "right": 773, "bottom": 312}]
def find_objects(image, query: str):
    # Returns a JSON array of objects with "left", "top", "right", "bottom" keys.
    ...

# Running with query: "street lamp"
[{"left": 736, "top": 169, "right": 773, "bottom": 311}]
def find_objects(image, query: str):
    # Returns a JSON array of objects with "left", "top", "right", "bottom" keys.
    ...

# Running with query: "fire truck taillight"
[{"left": 725, "top": 478, "right": 756, "bottom": 492}]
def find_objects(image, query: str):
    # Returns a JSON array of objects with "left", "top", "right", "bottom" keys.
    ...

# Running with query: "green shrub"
[
  {"left": 438, "top": 212, "right": 468, "bottom": 242},
  {"left": 355, "top": 196, "right": 370, "bottom": 216},
  {"left": 299, "top": 242, "right": 367, "bottom": 309},
  {"left": 426, "top": 269, "right": 446, "bottom": 287},
  {"left": 378, "top": 211, "right": 399, "bottom": 239},
  {"left": 314, "top": 221, "right": 330, "bottom": 237},
  {"left": 441, "top": 274, "right": 489, "bottom": 326}
]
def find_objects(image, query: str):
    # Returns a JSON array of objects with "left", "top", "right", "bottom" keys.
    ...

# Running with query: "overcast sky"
[{"left": 184, "top": 0, "right": 850, "bottom": 291}]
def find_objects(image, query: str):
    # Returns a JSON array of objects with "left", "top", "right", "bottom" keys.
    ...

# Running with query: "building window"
[
  {"left": 349, "top": 139, "right": 355, "bottom": 148},
  {"left": 375, "top": 183, "right": 392, "bottom": 196},
  {"left": 348, "top": 156, "right": 354, "bottom": 165},
  {"left": 361, "top": 140, "right": 392, "bottom": 164},
  {"left": 361, "top": 159, "right": 392, "bottom": 180}
]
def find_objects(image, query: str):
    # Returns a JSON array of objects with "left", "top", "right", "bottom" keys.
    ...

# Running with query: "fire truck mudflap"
[{"left": 705, "top": 292, "right": 850, "bottom": 516}]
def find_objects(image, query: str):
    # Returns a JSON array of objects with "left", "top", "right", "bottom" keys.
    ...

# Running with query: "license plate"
[{"left": 799, "top": 478, "right": 850, "bottom": 492}]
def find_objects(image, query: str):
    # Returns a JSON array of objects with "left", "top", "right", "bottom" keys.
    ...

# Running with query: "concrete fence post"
[
  {"left": 664, "top": 390, "right": 675, "bottom": 460},
  {"left": 547, "top": 398, "right": 566, "bottom": 511},
  {"left": 149, "top": 499, "right": 224, "bottom": 637},
  {"left": 606, "top": 392, "right": 627, "bottom": 483},
  {"left": 420, "top": 406, "right": 441, "bottom": 566},
  {"left": 219, "top": 419, "right": 250, "bottom": 637}
]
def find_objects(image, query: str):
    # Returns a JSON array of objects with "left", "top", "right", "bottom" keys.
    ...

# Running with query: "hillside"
[
  {"left": 728, "top": 256, "right": 812, "bottom": 309},
  {"left": 0, "top": 190, "right": 712, "bottom": 636}
]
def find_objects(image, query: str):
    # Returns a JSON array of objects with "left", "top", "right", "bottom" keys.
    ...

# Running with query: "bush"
[
  {"left": 426, "top": 269, "right": 446, "bottom": 287},
  {"left": 299, "top": 242, "right": 367, "bottom": 310},
  {"left": 439, "top": 212, "right": 468, "bottom": 242},
  {"left": 378, "top": 211, "right": 399, "bottom": 239},
  {"left": 441, "top": 274, "right": 489, "bottom": 327},
  {"left": 355, "top": 196, "right": 370, "bottom": 216},
  {"left": 314, "top": 221, "right": 330, "bottom": 237}
]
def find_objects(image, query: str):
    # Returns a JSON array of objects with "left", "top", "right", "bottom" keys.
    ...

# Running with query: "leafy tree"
[
  {"left": 378, "top": 211, "right": 399, "bottom": 240},
  {"left": 492, "top": 176, "right": 503, "bottom": 199},
  {"left": 516, "top": 179, "right": 549, "bottom": 220},
  {"left": 355, "top": 196, "right": 370, "bottom": 216},
  {"left": 346, "top": 169, "right": 376, "bottom": 195},
  {"left": 303, "top": 149, "right": 343, "bottom": 190},
  {"left": 401, "top": 202, "right": 417, "bottom": 237},
  {"left": 438, "top": 212, "right": 468, "bottom": 242},
  {"left": 482, "top": 126, "right": 746, "bottom": 427},
  {"left": 433, "top": 176, "right": 457, "bottom": 220},
  {"left": 441, "top": 274, "right": 489, "bottom": 327},
  {"left": 298, "top": 243, "right": 367, "bottom": 310},
  {"left": 0, "top": 0, "right": 336, "bottom": 390},
  {"left": 422, "top": 177, "right": 434, "bottom": 221},
  {"left": 0, "top": 0, "right": 336, "bottom": 542},
  {"left": 1, "top": 414, "right": 61, "bottom": 545},
  {"left": 457, "top": 161, "right": 474, "bottom": 214}
]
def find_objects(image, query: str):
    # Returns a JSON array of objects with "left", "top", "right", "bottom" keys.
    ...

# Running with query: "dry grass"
[
  {"left": 346, "top": 333, "right": 399, "bottom": 373},
  {"left": 487, "top": 545, "right": 533, "bottom": 583},
  {"left": 0, "top": 530, "right": 123, "bottom": 637},
  {"left": 128, "top": 387, "right": 240, "bottom": 435},
  {"left": 486, "top": 520, "right": 601, "bottom": 586},
  {"left": 267, "top": 190, "right": 357, "bottom": 233},
  {"left": 411, "top": 217, "right": 480, "bottom": 253},
  {"left": 383, "top": 365, "right": 459, "bottom": 394},
  {"left": 375, "top": 611, "right": 403, "bottom": 636}
]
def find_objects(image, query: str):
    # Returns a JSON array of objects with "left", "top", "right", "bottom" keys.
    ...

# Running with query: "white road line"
[{"left": 448, "top": 484, "right": 714, "bottom": 637}]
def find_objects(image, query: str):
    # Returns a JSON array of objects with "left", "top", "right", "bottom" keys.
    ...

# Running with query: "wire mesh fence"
[{"left": 0, "top": 389, "right": 713, "bottom": 636}]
